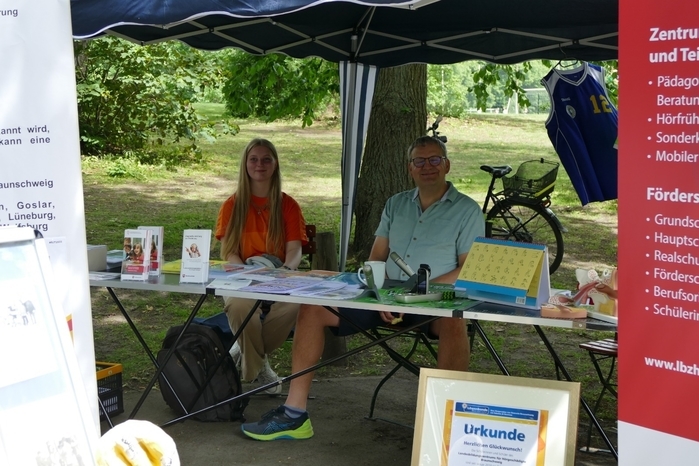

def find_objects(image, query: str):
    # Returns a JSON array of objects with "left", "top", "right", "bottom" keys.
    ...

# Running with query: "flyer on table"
[{"left": 441, "top": 400, "right": 547, "bottom": 466}]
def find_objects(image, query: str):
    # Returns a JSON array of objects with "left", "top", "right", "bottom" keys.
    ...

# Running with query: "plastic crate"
[
  {"left": 96, "top": 362, "right": 124, "bottom": 421},
  {"left": 502, "top": 159, "right": 559, "bottom": 199}
]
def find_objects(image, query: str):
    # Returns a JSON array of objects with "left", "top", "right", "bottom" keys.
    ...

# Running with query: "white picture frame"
[
  {"left": 0, "top": 227, "right": 98, "bottom": 464},
  {"left": 412, "top": 369, "right": 580, "bottom": 466}
]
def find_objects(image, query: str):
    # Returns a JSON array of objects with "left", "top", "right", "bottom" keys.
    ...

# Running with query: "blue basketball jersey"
[{"left": 542, "top": 63, "right": 618, "bottom": 205}]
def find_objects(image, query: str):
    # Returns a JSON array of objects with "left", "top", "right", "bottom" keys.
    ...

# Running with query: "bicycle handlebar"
[{"left": 427, "top": 116, "right": 447, "bottom": 143}]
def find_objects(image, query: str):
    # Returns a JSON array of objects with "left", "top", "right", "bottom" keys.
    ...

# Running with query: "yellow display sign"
[{"left": 458, "top": 241, "right": 544, "bottom": 297}]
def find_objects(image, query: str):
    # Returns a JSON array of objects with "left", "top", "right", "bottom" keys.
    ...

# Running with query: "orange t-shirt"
[{"left": 215, "top": 193, "right": 307, "bottom": 262}]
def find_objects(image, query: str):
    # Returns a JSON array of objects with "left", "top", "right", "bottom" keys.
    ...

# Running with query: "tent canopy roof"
[{"left": 71, "top": 0, "right": 618, "bottom": 66}]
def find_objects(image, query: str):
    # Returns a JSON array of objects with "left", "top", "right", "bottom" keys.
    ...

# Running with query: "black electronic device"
[{"left": 416, "top": 264, "right": 431, "bottom": 294}]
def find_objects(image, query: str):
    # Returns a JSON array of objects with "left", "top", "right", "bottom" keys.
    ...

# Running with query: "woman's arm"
[
  {"left": 225, "top": 253, "right": 244, "bottom": 264},
  {"left": 283, "top": 240, "right": 303, "bottom": 269}
]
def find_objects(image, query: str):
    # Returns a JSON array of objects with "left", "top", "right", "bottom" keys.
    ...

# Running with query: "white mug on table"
[{"left": 357, "top": 261, "right": 386, "bottom": 289}]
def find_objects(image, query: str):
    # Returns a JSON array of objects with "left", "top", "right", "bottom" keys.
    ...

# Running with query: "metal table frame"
[
  {"left": 90, "top": 274, "right": 212, "bottom": 420},
  {"left": 91, "top": 275, "right": 617, "bottom": 459}
]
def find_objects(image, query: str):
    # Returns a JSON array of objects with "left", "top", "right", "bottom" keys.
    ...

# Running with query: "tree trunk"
[{"left": 353, "top": 64, "right": 428, "bottom": 261}]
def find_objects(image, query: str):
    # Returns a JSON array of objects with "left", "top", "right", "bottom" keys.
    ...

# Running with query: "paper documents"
[
  {"left": 207, "top": 278, "right": 253, "bottom": 290},
  {"left": 288, "top": 282, "right": 364, "bottom": 300},
  {"left": 238, "top": 278, "right": 327, "bottom": 294}
]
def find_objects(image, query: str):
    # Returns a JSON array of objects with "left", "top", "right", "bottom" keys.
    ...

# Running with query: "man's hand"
[{"left": 380, "top": 311, "right": 404, "bottom": 325}]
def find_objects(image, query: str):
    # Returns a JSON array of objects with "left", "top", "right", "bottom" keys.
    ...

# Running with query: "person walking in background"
[
  {"left": 241, "top": 135, "right": 484, "bottom": 440},
  {"left": 215, "top": 138, "right": 308, "bottom": 394}
]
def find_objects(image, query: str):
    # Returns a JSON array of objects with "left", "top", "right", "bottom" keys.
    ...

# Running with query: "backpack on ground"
[{"left": 157, "top": 322, "right": 247, "bottom": 422}]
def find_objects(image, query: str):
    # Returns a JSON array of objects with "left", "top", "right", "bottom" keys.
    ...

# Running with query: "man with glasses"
[{"left": 241, "top": 135, "right": 484, "bottom": 441}]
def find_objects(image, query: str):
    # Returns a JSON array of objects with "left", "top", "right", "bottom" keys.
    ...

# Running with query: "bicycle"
[
  {"left": 480, "top": 160, "right": 566, "bottom": 274},
  {"left": 426, "top": 116, "right": 565, "bottom": 274}
]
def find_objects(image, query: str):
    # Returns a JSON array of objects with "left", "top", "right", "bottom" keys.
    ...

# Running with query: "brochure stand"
[
  {"left": 0, "top": 226, "right": 98, "bottom": 464},
  {"left": 455, "top": 237, "right": 550, "bottom": 310},
  {"left": 180, "top": 229, "right": 211, "bottom": 283}
]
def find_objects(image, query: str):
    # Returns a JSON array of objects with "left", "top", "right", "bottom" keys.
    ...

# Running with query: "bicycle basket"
[{"left": 502, "top": 159, "right": 559, "bottom": 199}]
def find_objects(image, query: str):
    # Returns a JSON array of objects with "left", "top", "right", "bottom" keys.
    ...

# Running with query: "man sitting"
[{"left": 241, "top": 135, "right": 484, "bottom": 440}]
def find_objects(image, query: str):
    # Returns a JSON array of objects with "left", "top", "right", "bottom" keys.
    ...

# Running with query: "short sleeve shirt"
[
  {"left": 215, "top": 193, "right": 307, "bottom": 262},
  {"left": 375, "top": 182, "right": 484, "bottom": 280}
]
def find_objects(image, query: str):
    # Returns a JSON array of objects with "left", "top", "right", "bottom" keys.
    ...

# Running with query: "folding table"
[
  {"left": 91, "top": 274, "right": 617, "bottom": 459},
  {"left": 90, "top": 274, "right": 213, "bottom": 419}
]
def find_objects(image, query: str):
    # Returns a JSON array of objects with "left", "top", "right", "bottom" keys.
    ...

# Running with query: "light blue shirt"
[{"left": 375, "top": 182, "right": 484, "bottom": 280}]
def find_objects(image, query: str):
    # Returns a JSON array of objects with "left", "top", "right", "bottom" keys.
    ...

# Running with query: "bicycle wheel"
[{"left": 485, "top": 200, "right": 564, "bottom": 274}]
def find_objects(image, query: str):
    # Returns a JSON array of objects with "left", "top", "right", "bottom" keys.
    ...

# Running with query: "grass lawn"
[{"left": 85, "top": 106, "right": 618, "bottom": 447}]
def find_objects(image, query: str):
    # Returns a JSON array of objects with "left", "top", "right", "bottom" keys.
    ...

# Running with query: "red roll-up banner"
[{"left": 619, "top": 0, "right": 699, "bottom": 462}]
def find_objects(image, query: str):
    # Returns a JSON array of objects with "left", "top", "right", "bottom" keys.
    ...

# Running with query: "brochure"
[
  {"left": 121, "top": 228, "right": 152, "bottom": 281},
  {"left": 288, "top": 281, "right": 347, "bottom": 296},
  {"left": 237, "top": 278, "right": 325, "bottom": 294},
  {"left": 139, "top": 225, "right": 164, "bottom": 275},
  {"left": 209, "top": 262, "right": 264, "bottom": 279},
  {"left": 180, "top": 229, "right": 211, "bottom": 283},
  {"left": 238, "top": 268, "right": 307, "bottom": 282},
  {"left": 161, "top": 259, "right": 230, "bottom": 274},
  {"left": 289, "top": 282, "right": 365, "bottom": 300},
  {"left": 89, "top": 272, "right": 121, "bottom": 281},
  {"left": 207, "top": 278, "right": 253, "bottom": 290}
]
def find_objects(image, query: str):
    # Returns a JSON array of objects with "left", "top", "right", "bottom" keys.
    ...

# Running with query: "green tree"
[
  {"left": 427, "top": 64, "right": 471, "bottom": 117},
  {"left": 74, "top": 37, "right": 229, "bottom": 161},
  {"left": 221, "top": 52, "right": 339, "bottom": 127},
  {"left": 467, "top": 60, "right": 619, "bottom": 114},
  {"left": 354, "top": 65, "right": 428, "bottom": 259}
]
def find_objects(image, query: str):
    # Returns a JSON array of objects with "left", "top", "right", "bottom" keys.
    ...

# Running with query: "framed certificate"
[{"left": 412, "top": 369, "right": 580, "bottom": 466}]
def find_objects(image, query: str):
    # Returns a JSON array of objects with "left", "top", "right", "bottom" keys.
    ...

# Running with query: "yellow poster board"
[{"left": 455, "top": 237, "right": 549, "bottom": 309}]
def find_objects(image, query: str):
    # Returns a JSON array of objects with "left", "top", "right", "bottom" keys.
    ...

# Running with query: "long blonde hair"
[{"left": 220, "top": 138, "right": 285, "bottom": 260}]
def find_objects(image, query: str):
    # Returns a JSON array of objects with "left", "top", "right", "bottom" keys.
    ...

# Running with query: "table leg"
[
  {"left": 160, "top": 315, "right": 437, "bottom": 427},
  {"left": 471, "top": 320, "right": 510, "bottom": 376},
  {"left": 130, "top": 292, "right": 212, "bottom": 418},
  {"left": 104, "top": 287, "right": 214, "bottom": 419},
  {"left": 533, "top": 325, "right": 618, "bottom": 460}
]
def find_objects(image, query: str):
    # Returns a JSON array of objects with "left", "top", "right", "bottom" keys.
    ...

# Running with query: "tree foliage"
[
  {"left": 221, "top": 52, "right": 339, "bottom": 127},
  {"left": 74, "top": 37, "right": 233, "bottom": 162},
  {"left": 468, "top": 60, "right": 619, "bottom": 114}
]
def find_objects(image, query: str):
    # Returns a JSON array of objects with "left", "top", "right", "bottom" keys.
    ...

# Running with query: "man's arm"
[
  {"left": 367, "top": 236, "right": 390, "bottom": 262},
  {"left": 431, "top": 252, "right": 468, "bottom": 285}
]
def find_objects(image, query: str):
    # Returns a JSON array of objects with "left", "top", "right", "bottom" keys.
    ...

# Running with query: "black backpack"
[{"left": 157, "top": 323, "right": 247, "bottom": 422}]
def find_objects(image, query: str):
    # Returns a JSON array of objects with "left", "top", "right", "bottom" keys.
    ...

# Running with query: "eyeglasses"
[{"left": 411, "top": 156, "right": 446, "bottom": 168}]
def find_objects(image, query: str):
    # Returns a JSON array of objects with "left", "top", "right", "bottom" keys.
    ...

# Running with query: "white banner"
[{"left": 0, "top": 0, "right": 98, "bottom": 427}]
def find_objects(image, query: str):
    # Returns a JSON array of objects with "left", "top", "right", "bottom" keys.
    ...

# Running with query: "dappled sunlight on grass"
[{"left": 96, "top": 314, "right": 128, "bottom": 325}]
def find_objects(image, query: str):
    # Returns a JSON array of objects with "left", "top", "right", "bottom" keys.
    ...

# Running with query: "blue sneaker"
[{"left": 241, "top": 405, "right": 314, "bottom": 441}]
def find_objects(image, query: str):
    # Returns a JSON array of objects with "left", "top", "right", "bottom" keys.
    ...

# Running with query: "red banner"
[{"left": 619, "top": 0, "right": 699, "bottom": 443}]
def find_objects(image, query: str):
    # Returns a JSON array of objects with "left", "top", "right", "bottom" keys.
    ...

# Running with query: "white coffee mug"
[{"left": 357, "top": 261, "right": 386, "bottom": 289}]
